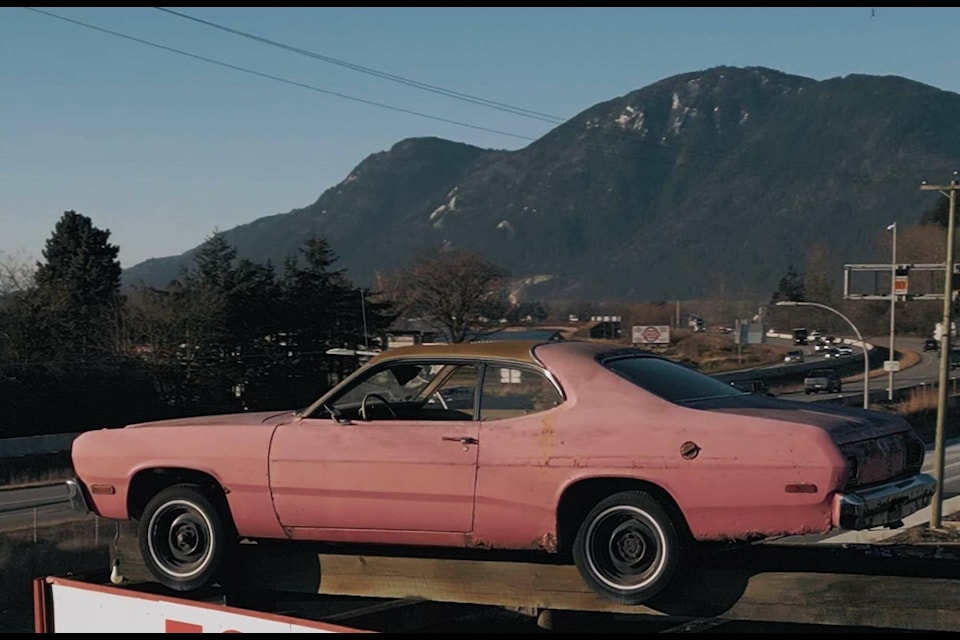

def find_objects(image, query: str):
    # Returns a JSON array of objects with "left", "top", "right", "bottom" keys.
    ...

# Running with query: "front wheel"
[
  {"left": 572, "top": 490, "right": 680, "bottom": 606},
  {"left": 138, "top": 484, "right": 232, "bottom": 592}
]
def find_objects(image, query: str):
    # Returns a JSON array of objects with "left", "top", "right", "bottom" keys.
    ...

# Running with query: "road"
[{"left": 758, "top": 337, "right": 960, "bottom": 402}]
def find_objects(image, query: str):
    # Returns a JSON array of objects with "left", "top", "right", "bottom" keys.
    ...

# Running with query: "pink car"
[{"left": 69, "top": 339, "right": 936, "bottom": 605}]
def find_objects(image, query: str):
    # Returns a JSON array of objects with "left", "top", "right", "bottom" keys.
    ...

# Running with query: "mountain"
[{"left": 121, "top": 65, "right": 960, "bottom": 302}]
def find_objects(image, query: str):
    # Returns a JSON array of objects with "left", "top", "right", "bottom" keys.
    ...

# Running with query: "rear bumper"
[{"left": 833, "top": 473, "right": 937, "bottom": 530}]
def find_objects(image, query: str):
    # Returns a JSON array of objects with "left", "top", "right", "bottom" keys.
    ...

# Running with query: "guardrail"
[{"left": 0, "top": 479, "right": 87, "bottom": 515}]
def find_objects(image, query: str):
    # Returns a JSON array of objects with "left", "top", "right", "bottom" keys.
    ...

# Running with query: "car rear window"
[{"left": 600, "top": 355, "right": 744, "bottom": 404}]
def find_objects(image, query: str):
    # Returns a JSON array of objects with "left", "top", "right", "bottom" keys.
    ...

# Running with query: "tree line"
[{"left": 0, "top": 211, "right": 515, "bottom": 438}]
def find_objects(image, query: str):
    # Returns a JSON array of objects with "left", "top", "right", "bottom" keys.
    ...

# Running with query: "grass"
[
  {"left": 659, "top": 328, "right": 791, "bottom": 373},
  {"left": 0, "top": 518, "right": 112, "bottom": 628}
]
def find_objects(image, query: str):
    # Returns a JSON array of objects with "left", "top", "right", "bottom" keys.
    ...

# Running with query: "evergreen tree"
[
  {"left": 31, "top": 210, "right": 123, "bottom": 360},
  {"left": 920, "top": 196, "right": 949, "bottom": 229},
  {"left": 771, "top": 264, "right": 805, "bottom": 303}
]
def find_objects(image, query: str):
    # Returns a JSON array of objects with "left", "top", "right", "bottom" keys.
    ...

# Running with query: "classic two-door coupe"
[{"left": 70, "top": 339, "right": 937, "bottom": 605}]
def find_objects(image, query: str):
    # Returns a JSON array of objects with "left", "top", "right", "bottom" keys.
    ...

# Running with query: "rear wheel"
[
  {"left": 138, "top": 484, "right": 234, "bottom": 592},
  {"left": 572, "top": 490, "right": 680, "bottom": 605}
]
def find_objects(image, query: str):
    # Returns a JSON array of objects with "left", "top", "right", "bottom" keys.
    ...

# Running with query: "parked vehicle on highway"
[
  {"left": 68, "top": 339, "right": 937, "bottom": 607},
  {"left": 804, "top": 369, "right": 842, "bottom": 394}
]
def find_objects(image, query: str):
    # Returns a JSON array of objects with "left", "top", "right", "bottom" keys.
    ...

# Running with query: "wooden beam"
[{"left": 114, "top": 529, "right": 960, "bottom": 632}]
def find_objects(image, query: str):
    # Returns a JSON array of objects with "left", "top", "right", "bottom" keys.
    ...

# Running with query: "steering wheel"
[
  {"left": 359, "top": 393, "right": 397, "bottom": 421},
  {"left": 430, "top": 391, "right": 449, "bottom": 410}
]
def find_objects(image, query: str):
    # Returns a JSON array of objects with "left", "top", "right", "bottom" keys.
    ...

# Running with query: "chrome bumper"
[
  {"left": 835, "top": 473, "right": 937, "bottom": 530},
  {"left": 64, "top": 478, "right": 91, "bottom": 514}
]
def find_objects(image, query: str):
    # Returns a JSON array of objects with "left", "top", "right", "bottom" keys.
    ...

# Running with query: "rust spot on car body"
[{"left": 466, "top": 532, "right": 558, "bottom": 552}]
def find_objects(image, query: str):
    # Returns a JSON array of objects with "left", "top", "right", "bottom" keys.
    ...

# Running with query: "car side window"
[
  {"left": 336, "top": 363, "right": 435, "bottom": 406},
  {"left": 479, "top": 365, "right": 562, "bottom": 421}
]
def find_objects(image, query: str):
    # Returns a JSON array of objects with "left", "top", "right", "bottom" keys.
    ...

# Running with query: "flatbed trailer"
[{"left": 31, "top": 521, "right": 960, "bottom": 633}]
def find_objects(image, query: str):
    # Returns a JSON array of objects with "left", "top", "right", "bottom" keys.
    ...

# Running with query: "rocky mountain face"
[{"left": 122, "top": 65, "right": 960, "bottom": 302}]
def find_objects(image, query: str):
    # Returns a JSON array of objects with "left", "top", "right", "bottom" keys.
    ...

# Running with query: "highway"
[{"left": 768, "top": 334, "right": 957, "bottom": 403}]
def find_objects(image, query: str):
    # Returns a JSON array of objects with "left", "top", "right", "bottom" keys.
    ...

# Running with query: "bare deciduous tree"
[
  {"left": 387, "top": 250, "right": 510, "bottom": 343},
  {"left": 0, "top": 250, "right": 37, "bottom": 296}
]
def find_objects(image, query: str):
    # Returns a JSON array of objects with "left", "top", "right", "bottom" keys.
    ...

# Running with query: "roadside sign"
[
  {"left": 632, "top": 325, "right": 670, "bottom": 345},
  {"left": 894, "top": 273, "right": 909, "bottom": 298},
  {"left": 735, "top": 319, "right": 765, "bottom": 345},
  {"left": 884, "top": 360, "right": 900, "bottom": 372}
]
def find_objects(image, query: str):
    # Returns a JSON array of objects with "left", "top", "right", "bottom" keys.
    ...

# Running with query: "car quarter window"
[
  {"left": 601, "top": 354, "right": 743, "bottom": 404},
  {"left": 479, "top": 364, "right": 562, "bottom": 421},
  {"left": 421, "top": 363, "right": 480, "bottom": 416}
]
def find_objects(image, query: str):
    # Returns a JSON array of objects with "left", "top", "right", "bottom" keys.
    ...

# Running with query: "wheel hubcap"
[
  {"left": 148, "top": 499, "right": 214, "bottom": 579},
  {"left": 610, "top": 519, "right": 648, "bottom": 572},
  {"left": 585, "top": 505, "right": 666, "bottom": 591}
]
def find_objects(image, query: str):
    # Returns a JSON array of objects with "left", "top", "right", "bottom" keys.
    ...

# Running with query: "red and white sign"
[
  {"left": 632, "top": 325, "right": 670, "bottom": 345},
  {"left": 894, "top": 274, "right": 908, "bottom": 297},
  {"left": 35, "top": 577, "right": 370, "bottom": 633}
]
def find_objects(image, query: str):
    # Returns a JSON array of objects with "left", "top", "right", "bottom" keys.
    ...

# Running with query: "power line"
[
  {"left": 151, "top": 7, "right": 856, "bottom": 180},
  {"left": 154, "top": 6, "right": 567, "bottom": 126},
  {"left": 18, "top": 8, "right": 724, "bottom": 177},
  {"left": 22, "top": 7, "right": 536, "bottom": 143},
  {"left": 23, "top": 8, "right": 876, "bottom": 183}
]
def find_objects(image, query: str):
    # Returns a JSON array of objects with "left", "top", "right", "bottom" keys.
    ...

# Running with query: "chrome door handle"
[{"left": 442, "top": 436, "right": 478, "bottom": 445}]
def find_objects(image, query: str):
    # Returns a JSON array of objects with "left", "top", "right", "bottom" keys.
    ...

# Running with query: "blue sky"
[{"left": 3, "top": 7, "right": 959, "bottom": 270}]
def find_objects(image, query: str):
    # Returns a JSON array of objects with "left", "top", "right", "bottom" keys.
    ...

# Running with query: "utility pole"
[
  {"left": 887, "top": 222, "right": 897, "bottom": 402},
  {"left": 920, "top": 173, "right": 959, "bottom": 529}
]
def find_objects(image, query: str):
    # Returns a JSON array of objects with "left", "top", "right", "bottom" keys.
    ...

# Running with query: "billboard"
[{"left": 632, "top": 325, "right": 670, "bottom": 345}]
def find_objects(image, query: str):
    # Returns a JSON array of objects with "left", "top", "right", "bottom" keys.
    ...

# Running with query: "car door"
[{"left": 268, "top": 361, "right": 480, "bottom": 536}]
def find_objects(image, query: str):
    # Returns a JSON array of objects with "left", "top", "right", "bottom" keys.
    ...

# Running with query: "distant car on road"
[
  {"left": 823, "top": 348, "right": 842, "bottom": 359},
  {"left": 924, "top": 338, "right": 939, "bottom": 352},
  {"left": 835, "top": 345, "right": 854, "bottom": 357},
  {"left": 729, "top": 379, "right": 771, "bottom": 395},
  {"left": 784, "top": 350, "right": 805, "bottom": 363},
  {"left": 804, "top": 369, "right": 842, "bottom": 394}
]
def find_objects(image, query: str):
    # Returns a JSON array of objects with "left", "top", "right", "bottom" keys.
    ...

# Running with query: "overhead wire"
[
  {"left": 20, "top": 8, "right": 724, "bottom": 178},
  {"left": 152, "top": 6, "right": 870, "bottom": 181},
  {"left": 21, "top": 7, "right": 536, "bottom": 143},
  {"left": 22, "top": 7, "right": 884, "bottom": 183},
  {"left": 154, "top": 6, "right": 567, "bottom": 125}
]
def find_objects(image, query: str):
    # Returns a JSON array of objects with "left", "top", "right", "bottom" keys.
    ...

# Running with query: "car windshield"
[{"left": 600, "top": 354, "right": 744, "bottom": 404}]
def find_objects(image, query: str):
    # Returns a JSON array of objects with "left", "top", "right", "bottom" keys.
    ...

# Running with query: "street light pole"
[
  {"left": 887, "top": 222, "right": 897, "bottom": 402},
  {"left": 775, "top": 300, "right": 870, "bottom": 409}
]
